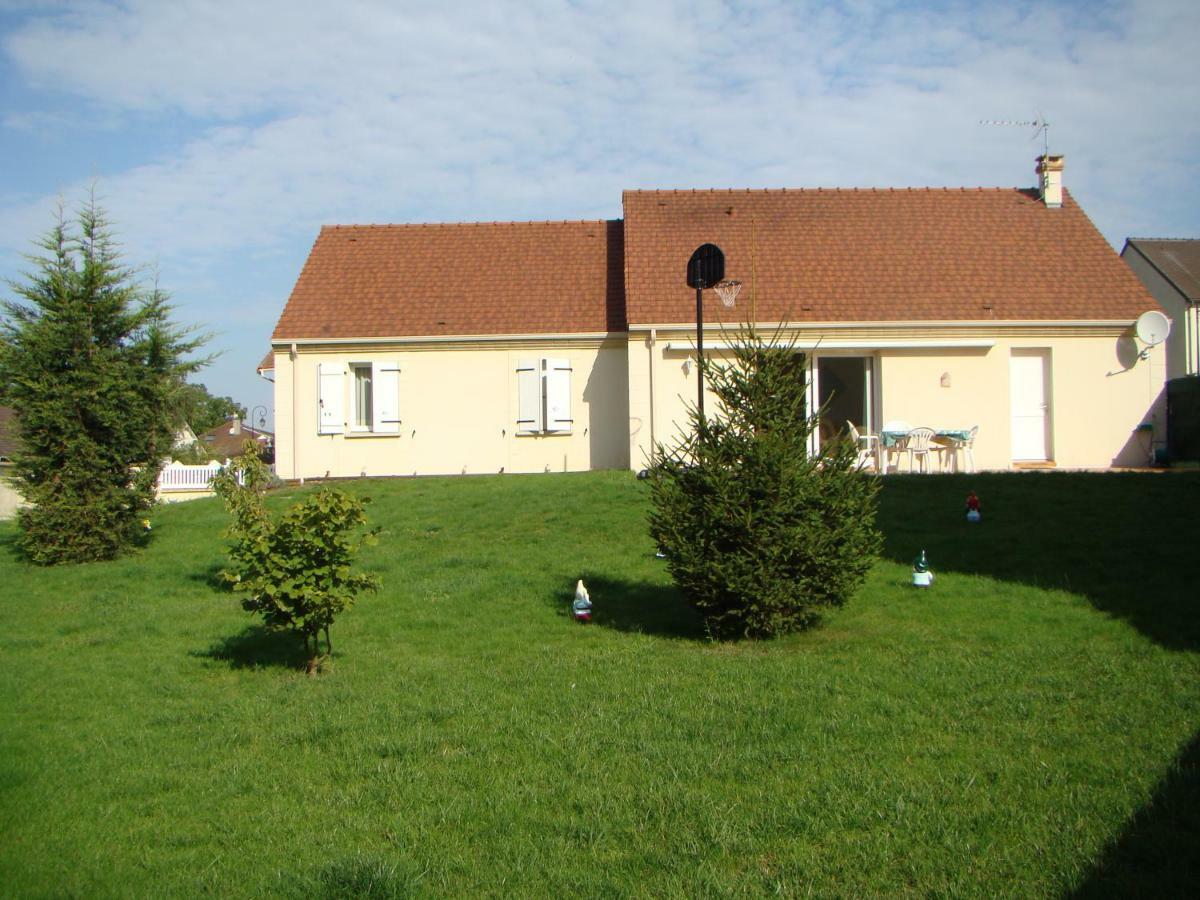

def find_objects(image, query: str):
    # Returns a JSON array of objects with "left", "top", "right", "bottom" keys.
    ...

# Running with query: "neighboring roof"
[
  {"left": 0, "top": 407, "right": 15, "bottom": 461},
  {"left": 257, "top": 350, "right": 274, "bottom": 372},
  {"left": 623, "top": 187, "right": 1157, "bottom": 325},
  {"left": 197, "top": 421, "right": 273, "bottom": 460},
  {"left": 272, "top": 220, "right": 625, "bottom": 340},
  {"left": 1123, "top": 239, "right": 1200, "bottom": 302}
]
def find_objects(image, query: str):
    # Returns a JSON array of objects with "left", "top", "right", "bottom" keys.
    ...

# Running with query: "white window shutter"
[
  {"left": 545, "top": 357, "right": 573, "bottom": 433},
  {"left": 516, "top": 359, "right": 542, "bottom": 434},
  {"left": 372, "top": 361, "right": 401, "bottom": 433},
  {"left": 318, "top": 363, "right": 345, "bottom": 434}
]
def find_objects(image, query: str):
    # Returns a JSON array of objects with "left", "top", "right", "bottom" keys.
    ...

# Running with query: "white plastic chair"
[
  {"left": 846, "top": 421, "right": 880, "bottom": 472},
  {"left": 902, "top": 427, "right": 937, "bottom": 473},
  {"left": 881, "top": 421, "right": 911, "bottom": 473},
  {"left": 951, "top": 425, "right": 979, "bottom": 473}
]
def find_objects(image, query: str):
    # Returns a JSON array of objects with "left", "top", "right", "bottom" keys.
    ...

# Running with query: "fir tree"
[
  {"left": 648, "top": 325, "right": 882, "bottom": 639},
  {"left": 0, "top": 199, "right": 206, "bottom": 564}
]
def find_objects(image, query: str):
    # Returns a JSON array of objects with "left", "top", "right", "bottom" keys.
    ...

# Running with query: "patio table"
[
  {"left": 880, "top": 428, "right": 972, "bottom": 447},
  {"left": 880, "top": 429, "right": 974, "bottom": 471}
]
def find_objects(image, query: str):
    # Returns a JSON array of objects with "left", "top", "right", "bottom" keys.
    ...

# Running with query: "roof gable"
[
  {"left": 622, "top": 188, "right": 1156, "bottom": 324},
  {"left": 1125, "top": 239, "right": 1200, "bottom": 302},
  {"left": 272, "top": 220, "right": 625, "bottom": 341}
]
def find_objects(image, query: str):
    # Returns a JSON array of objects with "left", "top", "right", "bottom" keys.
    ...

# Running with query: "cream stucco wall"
[
  {"left": 273, "top": 337, "right": 630, "bottom": 479},
  {"left": 627, "top": 324, "right": 1166, "bottom": 471}
]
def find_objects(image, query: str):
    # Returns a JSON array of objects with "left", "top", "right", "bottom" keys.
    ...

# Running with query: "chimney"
[
  {"left": 1036, "top": 154, "right": 1064, "bottom": 208},
  {"left": 229, "top": 415, "right": 242, "bottom": 436}
]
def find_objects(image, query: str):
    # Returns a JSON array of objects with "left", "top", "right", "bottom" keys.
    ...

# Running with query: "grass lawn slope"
[{"left": 1, "top": 471, "right": 1197, "bottom": 896}]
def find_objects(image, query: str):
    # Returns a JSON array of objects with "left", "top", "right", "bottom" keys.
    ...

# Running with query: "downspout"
[
  {"left": 290, "top": 343, "right": 298, "bottom": 481},
  {"left": 1192, "top": 300, "right": 1199, "bottom": 376},
  {"left": 648, "top": 328, "right": 657, "bottom": 464}
]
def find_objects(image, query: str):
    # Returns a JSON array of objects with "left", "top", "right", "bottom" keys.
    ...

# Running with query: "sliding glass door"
[{"left": 811, "top": 355, "right": 875, "bottom": 451}]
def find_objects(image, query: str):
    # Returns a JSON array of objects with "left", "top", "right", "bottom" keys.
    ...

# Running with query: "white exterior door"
[{"left": 1010, "top": 351, "right": 1051, "bottom": 461}]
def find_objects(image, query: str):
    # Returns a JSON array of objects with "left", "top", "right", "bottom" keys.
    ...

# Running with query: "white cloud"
[{"left": 1, "top": 0, "right": 1197, "bottom": 408}]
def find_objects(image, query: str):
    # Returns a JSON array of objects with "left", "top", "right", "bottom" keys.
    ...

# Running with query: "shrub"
[
  {"left": 213, "top": 444, "right": 379, "bottom": 672},
  {"left": 648, "top": 326, "right": 882, "bottom": 639}
]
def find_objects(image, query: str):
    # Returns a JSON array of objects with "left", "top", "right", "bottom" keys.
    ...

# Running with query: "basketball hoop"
[{"left": 714, "top": 279, "right": 741, "bottom": 308}]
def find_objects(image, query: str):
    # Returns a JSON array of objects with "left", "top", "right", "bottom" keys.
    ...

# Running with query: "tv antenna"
[{"left": 980, "top": 116, "right": 1051, "bottom": 156}]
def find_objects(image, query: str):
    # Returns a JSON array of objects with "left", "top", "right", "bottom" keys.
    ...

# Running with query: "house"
[
  {"left": 0, "top": 406, "right": 14, "bottom": 465},
  {"left": 172, "top": 423, "right": 199, "bottom": 452},
  {"left": 0, "top": 406, "right": 24, "bottom": 519},
  {"left": 1120, "top": 239, "right": 1200, "bottom": 378},
  {"left": 263, "top": 155, "right": 1166, "bottom": 478},
  {"left": 196, "top": 417, "right": 274, "bottom": 463}
]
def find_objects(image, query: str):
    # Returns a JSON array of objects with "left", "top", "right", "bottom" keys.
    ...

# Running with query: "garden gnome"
[
  {"left": 911, "top": 550, "right": 934, "bottom": 588},
  {"left": 573, "top": 579, "right": 592, "bottom": 622},
  {"left": 965, "top": 491, "right": 981, "bottom": 523}
]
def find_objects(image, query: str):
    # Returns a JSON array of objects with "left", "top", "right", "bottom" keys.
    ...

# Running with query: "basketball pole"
[{"left": 696, "top": 273, "right": 706, "bottom": 422}]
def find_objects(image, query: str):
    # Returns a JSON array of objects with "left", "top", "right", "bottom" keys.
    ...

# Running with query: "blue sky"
[{"left": 2, "top": 0, "right": 1197, "bottom": 426}]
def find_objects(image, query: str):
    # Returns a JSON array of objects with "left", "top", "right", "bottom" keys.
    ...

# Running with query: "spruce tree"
[
  {"left": 0, "top": 199, "right": 205, "bottom": 564},
  {"left": 648, "top": 326, "right": 882, "bottom": 639}
]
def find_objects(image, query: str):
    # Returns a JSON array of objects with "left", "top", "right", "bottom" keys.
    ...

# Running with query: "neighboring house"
[
  {"left": 173, "top": 423, "right": 199, "bottom": 451},
  {"left": 262, "top": 155, "right": 1166, "bottom": 478},
  {"left": 0, "top": 406, "right": 14, "bottom": 465},
  {"left": 0, "top": 406, "right": 24, "bottom": 520},
  {"left": 1120, "top": 239, "right": 1200, "bottom": 378},
  {"left": 196, "top": 418, "right": 274, "bottom": 463},
  {"left": 156, "top": 419, "right": 272, "bottom": 503}
]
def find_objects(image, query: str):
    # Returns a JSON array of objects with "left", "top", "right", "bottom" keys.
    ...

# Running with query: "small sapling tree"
[
  {"left": 213, "top": 443, "right": 380, "bottom": 673},
  {"left": 648, "top": 325, "right": 882, "bottom": 639}
]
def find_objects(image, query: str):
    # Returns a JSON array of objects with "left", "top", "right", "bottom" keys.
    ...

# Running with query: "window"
[
  {"left": 352, "top": 364, "right": 372, "bottom": 430},
  {"left": 516, "top": 357, "right": 572, "bottom": 434},
  {"left": 317, "top": 361, "right": 400, "bottom": 435}
]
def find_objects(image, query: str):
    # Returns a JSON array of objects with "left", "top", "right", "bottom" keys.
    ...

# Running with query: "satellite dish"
[{"left": 1135, "top": 310, "right": 1171, "bottom": 347}]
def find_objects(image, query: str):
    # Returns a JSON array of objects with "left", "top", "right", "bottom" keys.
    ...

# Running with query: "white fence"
[{"left": 157, "top": 460, "right": 233, "bottom": 494}]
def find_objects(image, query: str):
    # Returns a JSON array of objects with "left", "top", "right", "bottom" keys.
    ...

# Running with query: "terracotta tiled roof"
[
  {"left": 1124, "top": 238, "right": 1200, "bottom": 301},
  {"left": 272, "top": 220, "right": 625, "bottom": 340},
  {"left": 622, "top": 188, "right": 1157, "bottom": 324},
  {"left": 197, "top": 421, "right": 273, "bottom": 461},
  {"left": 256, "top": 350, "right": 274, "bottom": 372}
]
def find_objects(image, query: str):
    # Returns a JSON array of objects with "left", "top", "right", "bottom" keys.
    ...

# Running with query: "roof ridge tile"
[{"left": 324, "top": 218, "right": 615, "bottom": 231}]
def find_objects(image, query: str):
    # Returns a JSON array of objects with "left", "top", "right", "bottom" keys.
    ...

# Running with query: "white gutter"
[
  {"left": 634, "top": 319, "right": 1136, "bottom": 332},
  {"left": 664, "top": 338, "right": 998, "bottom": 352},
  {"left": 274, "top": 331, "right": 619, "bottom": 347}
]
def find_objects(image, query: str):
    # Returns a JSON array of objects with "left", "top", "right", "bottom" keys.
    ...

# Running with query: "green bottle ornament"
[{"left": 911, "top": 549, "right": 934, "bottom": 588}]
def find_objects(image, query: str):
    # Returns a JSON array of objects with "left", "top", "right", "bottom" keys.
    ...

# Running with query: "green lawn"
[{"left": 1, "top": 471, "right": 1197, "bottom": 897}]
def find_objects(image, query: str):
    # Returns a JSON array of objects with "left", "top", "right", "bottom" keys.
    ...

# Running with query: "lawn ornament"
[
  {"left": 911, "top": 550, "right": 934, "bottom": 588},
  {"left": 965, "top": 491, "right": 981, "bottom": 523},
  {"left": 141, "top": 519, "right": 152, "bottom": 532},
  {"left": 573, "top": 579, "right": 593, "bottom": 622}
]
